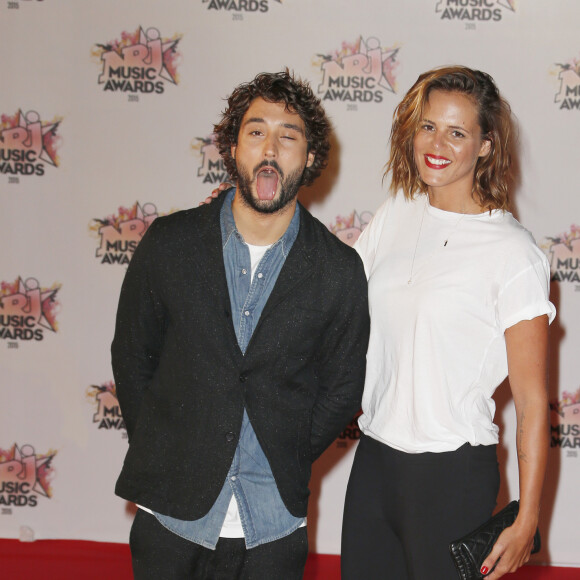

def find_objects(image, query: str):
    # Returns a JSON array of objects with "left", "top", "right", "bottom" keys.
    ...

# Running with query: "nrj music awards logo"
[
  {"left": 328, "top": 210, "right": 373, "bottom": 247},
  {"left": 94, "top": 27, "right": 181, "bottom": 95},
  {"left": 315, "top": 37, "right": 400, "bottom": 105},
  {"left": 540, "top": 225, "right": 580, "bottom": 285},
  {"left": 192, "top": 135, "right": 232, "bottom": 185},
  {"left": 553, "top": 56, "right": 580, "bottom": 111},
  {"left": 202, "top": 0, "right": 282, "bottom": 13},
  {"left": 90, "top": 202, "right": 164, "bottom": 265},
  {"left": 87, "top": 381, "right": 126, "bottom": 435},
  {"left": 551, "top": 388, "right": 580, "bottom": 451},
  {"left": 435, "top": 0, "right": 515, "bottom": 21},
  {"left": 0, "top": 444, "right": 56, "bottom": 508},
  {"left": 0, "top": 277, "right": 60, "bottom": 342},
  {"left": 1, "top": 110, "right": 62, "bottom": 177}
]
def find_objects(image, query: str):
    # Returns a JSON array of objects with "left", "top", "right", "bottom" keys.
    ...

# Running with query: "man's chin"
[
  {"left": 250, "top": 198, "right": 286, "bottom": 215},
  {"left": 241, "top": 190, "right": 293, "bottom": 214}
]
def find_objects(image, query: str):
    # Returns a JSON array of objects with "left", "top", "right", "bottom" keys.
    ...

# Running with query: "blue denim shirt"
[{"left": 154, "top": 188, "right": 304, "bottom": 549}]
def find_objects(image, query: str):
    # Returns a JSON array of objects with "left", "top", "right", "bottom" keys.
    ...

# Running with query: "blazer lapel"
[
  {"left": 190, "top": 199, "right": 229, "bottom": 301},
  {"left": 259, "top": 209, "right": 316, "bottom": 321},
  {"left": 186, "top": 196, "right": 243, "bottom": 359}
]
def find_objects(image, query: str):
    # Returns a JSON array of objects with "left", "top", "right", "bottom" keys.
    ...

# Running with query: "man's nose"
[{"left": 263, "top": 135, "right": 278, "bottom": 158}]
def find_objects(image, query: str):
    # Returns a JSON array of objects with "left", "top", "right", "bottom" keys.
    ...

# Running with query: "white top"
[{"left": 355, "top": 193, "right": 556, "bottom": 453}]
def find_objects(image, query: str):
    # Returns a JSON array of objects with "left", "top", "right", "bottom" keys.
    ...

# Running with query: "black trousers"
[
  {"left": 341, "top": 434, "right": 500, "bottom": 580},
  {"left": 129, "top": 509, "right": 308, "bottom": 580}
]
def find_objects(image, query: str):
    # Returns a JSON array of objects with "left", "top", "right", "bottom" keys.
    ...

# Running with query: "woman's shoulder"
[
  {"left": 489, "top": 212, "right": 551, "bottom": 282},
  {"left": 491, "top": 211, "right": 540, "bottom": 249}
]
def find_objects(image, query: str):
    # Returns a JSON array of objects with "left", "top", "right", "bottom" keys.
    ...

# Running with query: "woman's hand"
[
  {"left": 199, "top": 182, "right": 233, "bottom": 205},
  {"left": 480, "top": 518, "right": 537, "bottom": 578},
  {"left": 482, "top": 314, "right": 550, "bottom": 578}
]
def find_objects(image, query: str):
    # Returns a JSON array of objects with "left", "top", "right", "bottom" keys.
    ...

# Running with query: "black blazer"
[{"left": 112, "top": 192, "right": 370, "bottom": 520}]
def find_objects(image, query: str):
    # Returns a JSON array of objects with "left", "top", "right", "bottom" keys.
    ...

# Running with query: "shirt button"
[
  {"left": 230, "top": 476, "right": 237, "bottom": 481},
  {"left": 241, "top": 269, "right": 247, "bottom": 275},
  {"left": 225, "top": 432, "right": 235, "bottom": 442},
  {"left": 257, "top": 273, "right": 263, "bottom": 279},
  {"left": 244, "top": 310, "right": 250, "bottom": 316}
]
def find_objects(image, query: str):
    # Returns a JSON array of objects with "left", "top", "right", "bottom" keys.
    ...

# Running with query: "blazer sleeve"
[
  {"left": 110, "top": 220, "right": 166, "bottom": 440},
  {"left": 309, "top": 251, "right": 370, "bottom": 460}
]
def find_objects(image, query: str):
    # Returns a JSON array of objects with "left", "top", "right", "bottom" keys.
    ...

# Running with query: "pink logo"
[
  {"left": 95, "top": 27, "right": 181, "bottom": 95},
  {"left": 192, "top": 135, "right": 232, "bottom": 184},
  {"left": 0, "top": 110, "right": 62, "bottom": 176},
  {"left": 91, "top": 202, "right": 161, "bottom": 265},
  {"left": 553, "top": 57, "right": 580, "bottom": 111},
  {"left": 88, "top": 382, "right": 126, "bottom": 434},
  {"left": 0, "top": 277, "right": 60, "bottom": 341},
  {"left": 328, "top": 210, "right": 373, "bottom": 247},
  {"left": 541, "top": 225, "right": 580, "bottom": 285},
  {"left": 551, "top": 388, "right": 580, "bottom": 451},
  {"left": 0, "top": 444, "right": 56, "bottom": 506},
  {"left": 316, "top": 37, "right": 400, "bottom": 105}
]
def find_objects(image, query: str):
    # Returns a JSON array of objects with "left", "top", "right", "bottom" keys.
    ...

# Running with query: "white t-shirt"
[{"left": 355, "top": 193, "right": 555, "bottom": 453}]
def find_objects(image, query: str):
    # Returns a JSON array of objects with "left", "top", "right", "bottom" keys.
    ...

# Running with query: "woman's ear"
[{"left": 479, "top": 137, "right": 492, "bottom": 158}]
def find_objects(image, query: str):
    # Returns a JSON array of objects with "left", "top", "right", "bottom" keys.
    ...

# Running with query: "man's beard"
[{"left": 236, "top": 160, "right": 305, "bottom": 214}]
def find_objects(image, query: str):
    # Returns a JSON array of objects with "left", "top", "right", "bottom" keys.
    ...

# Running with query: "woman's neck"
[{"left": 427, "top": 189, "right": 484, "bottom": 214}]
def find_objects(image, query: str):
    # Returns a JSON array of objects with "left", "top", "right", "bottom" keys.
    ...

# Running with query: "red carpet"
[{"left": 0, "top": 539, "right": 577, "bottom": 579}]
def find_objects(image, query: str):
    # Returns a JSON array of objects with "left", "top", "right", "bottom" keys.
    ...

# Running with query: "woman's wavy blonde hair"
[{"left": 386, "top": 66, "right": 513, "bottom": 211}]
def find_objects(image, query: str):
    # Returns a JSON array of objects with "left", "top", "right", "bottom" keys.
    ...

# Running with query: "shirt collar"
[{"left": 220, "top": 187, "right": 300, "bottom": 257}]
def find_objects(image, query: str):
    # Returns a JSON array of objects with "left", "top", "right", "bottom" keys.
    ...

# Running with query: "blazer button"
[
  {"left": 239, "top": 373, "right": 247, "bottom": 383},
  {"left": 225, "top": 432, "right": 235, "bottom": 442}
]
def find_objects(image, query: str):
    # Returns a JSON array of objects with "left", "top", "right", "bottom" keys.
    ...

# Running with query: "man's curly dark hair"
[{"left": 214, "top": 69, "right": 331, "bottom": 187}]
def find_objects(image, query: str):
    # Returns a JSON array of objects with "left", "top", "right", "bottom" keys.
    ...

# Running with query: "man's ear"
[
  {"left": 306, "top": 150, "right": 315, "bottom": 168},
  {"left": 231, "top": 144, "right": 237, "bottom": 159}
]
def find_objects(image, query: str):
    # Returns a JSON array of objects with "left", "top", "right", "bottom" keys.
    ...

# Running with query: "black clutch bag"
[{"left": 449, "top": 500, "right": 541, "bottom": 579}]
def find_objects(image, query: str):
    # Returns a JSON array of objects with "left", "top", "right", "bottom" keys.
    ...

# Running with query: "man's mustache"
[{"left": 253, "top": 160, "right": 283, "bottom": 178}]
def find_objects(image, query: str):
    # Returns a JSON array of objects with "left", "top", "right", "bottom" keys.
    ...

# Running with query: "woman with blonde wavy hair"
[{"left": 341, "top": 66, "right": 555, "bottom": 579}]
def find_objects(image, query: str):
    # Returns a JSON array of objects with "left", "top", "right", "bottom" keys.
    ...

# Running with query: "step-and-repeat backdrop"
[{"left": 1, "top": 0, "right": 579, "bottom": 567}]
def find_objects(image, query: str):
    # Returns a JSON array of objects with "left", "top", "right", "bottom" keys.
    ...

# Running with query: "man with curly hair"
[{"left": 112, "top": 69, "right": 369, "bottom": 578}]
